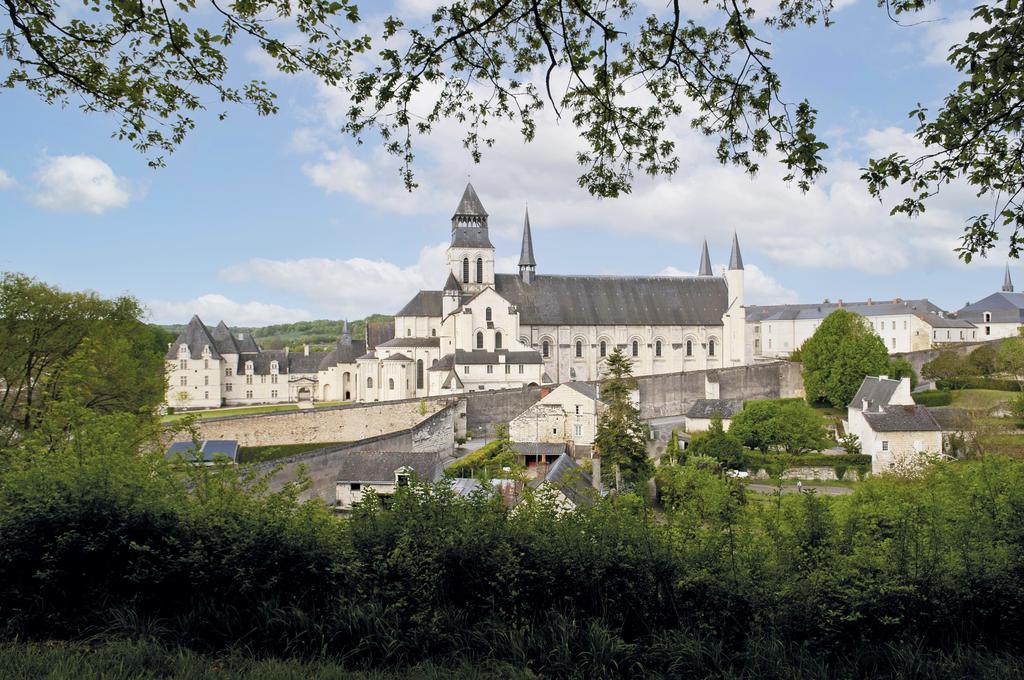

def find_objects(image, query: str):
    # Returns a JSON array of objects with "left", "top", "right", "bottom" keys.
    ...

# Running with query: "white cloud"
[
  {"left": 217, "top": 243, "right": 451, "bottom": 319},
  {"left": 659, "top": 263, "right": 801, "bottom": 305},
  {"left": 146, "top": 294, "right": 312, "bottom": 326},
  {"left": 922, "top": 10, "right": 978, "bottom": 65},
  {"left": 30, "top": 155, "right": 137, "bottom": 214},
  {"left": 0, "top": 169, "right": 14, "bottom": 189}
]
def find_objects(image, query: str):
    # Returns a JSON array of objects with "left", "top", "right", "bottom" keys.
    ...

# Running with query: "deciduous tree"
[{"left": 799, "top": 310, "right": 890, "bottom": 409}]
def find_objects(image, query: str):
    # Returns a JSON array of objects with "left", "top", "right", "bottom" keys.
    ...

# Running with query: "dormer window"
[
  {"left": 245, "top": 360, "right": 254, "bottom": 375},
  {"left": 202, "top": 345, "right": 211, "bottom": 358},
  {"left": 270, "top": 360, "right": 279, "bottom": 374},
  {"left": 984, "top": 312, "right": 992, "bottom": 323},
  {"left": 178, "top": 344, "right": 189, "bottom": 359}
]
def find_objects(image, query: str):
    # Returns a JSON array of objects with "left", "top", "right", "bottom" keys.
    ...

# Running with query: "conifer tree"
[{"left": 594, "top": 348, "right": 652, "bottom": 492}]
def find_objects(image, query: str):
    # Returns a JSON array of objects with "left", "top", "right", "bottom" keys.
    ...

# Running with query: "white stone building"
[
  {"left": 166, "top": 183, "right": 751, "bottom": 407},
  {"left": 684, "top": 398, "right": 744, "bottom": 432},
  {"left": 509, "top": 382, "right": 603, "bottom": 450},
  {"left": 747, "top": 298, "right": 977, "bottom": 360},
  {"left": 954, "top": 266, "right": 1024, "bottom": 340},
  {"left": 845, "top": 375, "right": 943, "bottom": 474}
]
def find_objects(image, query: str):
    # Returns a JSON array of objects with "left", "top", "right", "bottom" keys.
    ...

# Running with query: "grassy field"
[
  {"left": 161, "top": 404, "right": 299, "bottom": 423},
  {"left": 0, "top": 639, "right": 524, "bottom": 680},
  {"left": 238, "top": 441, "right": 349, "bottom": 464},
  {"left": 950, "top": 389, "right": 1016, "bottom": 411}
]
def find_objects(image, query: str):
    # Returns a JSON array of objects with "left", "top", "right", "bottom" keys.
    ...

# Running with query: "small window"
[
  {"left": 180, "top": 376, "right": 187, "bottom": 386},
  {"left": 575, "top": 341, "right": 583, "bottom": 358},
  {"left": 204, "top": 375, "right": 209, "bottom": 386},
  {"left": 655, "top": 340, "right": 662, "bottom": 357},
  {"left": 631, "top": 340, "right": 638, "bottom": 357},
  {"left": 226, "top": 383, "right": 233, "bottom": 392},
  {"left": 542, "top": 341, "right": 549, "bottom": 358},
  {"left": 553, "top": 427, "right": 558, "bottom": 434},
  {"left": 351, "top": 483, "right": 361, "bottom": 492},
  {"left": 396, "top": 473, "right": 410, "bottom": 487},
  {"left": 575, "top": 405, "right": 580, "bottom": 415},
  {"left": 179, "top": 359, "right": 187, "bottom": 370},
  {"left": 204, "top": 391, "right": 209, "bottom": 399},
  {"left": 495, "top": 332, "right": 502, "bottom": 349},
  {"left": 476, "top": 257, "right": 483, "bottom": 283},
  {"left": 204, "top": 360, "right": 209, "bottom": 369},
  {"left": 574, "top": 424, "right": 583, "bottom": 437},
  {"left": 388, "top": 378, "right": 395, "bottom": 390},
  {"left": 709, "top": 339, "right": 716, "bottom": 357},
  {"left": 246, "top": 375, "right": 253, "bottom": 385},
  {"left": 486, "top": 307, "right": 492, "bottom": 321},
  {"left": 272, "top": 375, "right": 278, "bottom": 384},
  {"left": 518, "top": 365, "right": 524, "bottom": 374},
  {"left": 464, "top": 366, "right": 470, "bottom": 374},
  {"left": 882, "top": 441, "right": 889, "bottom": 451},
  {"left": 431, "top": 328, "right": 437, "bottom": 337},
  {"left": 487, "top": 365, "right": 493, "bottom": 374},
  {"left": 407, "top": 328, "right": 412, "bottom": 336},
  {"left": 686, "top": 340, "right": 693, "bottom": 357},
  {"left": 367, "top": 377, "right": 373, "bottom": 388},
  {"left": 225, "top": 367, "right": 233, "bottom": 377},
  {"left": 271, "top": 390, "right": 278, "bottom": 398},
  {"left": 984, "top": 312, "right": 992, "bottom": 323},
  {"left": 462, "top": 258, "right": 470, "bottom": 283},
  {"left": 600, "top": 341, "right": 606, "bottom": 357},
  {"left": 505, "top": 364, "right": 511, "bottom": 374},
  {"left": 245, "top": 361, "right": 254, "bottom": 374},
  {"left": 246, "top": 390, "right": 253, "bottom": 399},
  {"left": 477, "top": 331, "right": 484, "bottom": 349}
]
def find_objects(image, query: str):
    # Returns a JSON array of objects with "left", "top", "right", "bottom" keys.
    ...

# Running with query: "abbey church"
[{"left": 165, "top": 183, "right": 748, "bottom": 407}]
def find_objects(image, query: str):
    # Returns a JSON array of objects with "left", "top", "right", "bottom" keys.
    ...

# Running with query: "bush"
[{"left": 936, "top": 377, "right": 1022, "bottom": 392}]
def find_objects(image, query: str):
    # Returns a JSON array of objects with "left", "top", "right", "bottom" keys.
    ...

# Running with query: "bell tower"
[{"left": 447, "top": 183, "right": 495, "bottom": 294}]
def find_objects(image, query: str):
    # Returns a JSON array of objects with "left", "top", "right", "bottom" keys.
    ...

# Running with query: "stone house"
[
  {"left": 509, "top": 382, "right": 603, "bottom": 451},
  {"left": 685, "top": 398, "right": 744, "bottom": 432},
  {"left": 846, "top": 376, "right": 942, "bottom": 474},
  {"left": 334, "top": 451, "right": 445, "bottom": 511},
  {"left": 526, "top": 453, "right": 601, "bottom": 511}
]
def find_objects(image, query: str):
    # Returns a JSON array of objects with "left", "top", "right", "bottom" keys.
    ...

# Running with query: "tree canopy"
[
  {"left": 687, "top": 414, "right": 744, "bottom": 469},
  {"left": 594, "top": 347, "right": 651, "bottom": 491},
  {"left": 799, "top": 309, "right": 891, "bottom": 409},
  {"left": 3, "top": 0, "right": 1021, "bottom": 257},
  {"left": 729, "top": 399, "right": 831, "bottom": 455}
]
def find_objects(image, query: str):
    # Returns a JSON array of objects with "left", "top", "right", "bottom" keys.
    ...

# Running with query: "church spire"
[
  {"left": 452, "top": 182, "right": 487, "bottom": 227},
  {"left": 341, "top": 319, "right": 351, "bottom": 345},
  {"left": 1004, "top": 264, "right": 1014, "bottom": 293},
  {"left": 729, "top": 232, "right": 744, "bottom": 270},
  {"left": 519, "top": 207, "right": 537, "bottom": 283},
  {"left": 698, "top": 239, "right": 713, "bottom": 276}
]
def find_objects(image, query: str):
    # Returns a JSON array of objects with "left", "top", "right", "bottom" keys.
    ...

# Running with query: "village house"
[
  {"left": 845, "top": 376, "right": 943, "bottom": 474},
  {"left": 334, "top": 451, "right": 445, "bottom": 511},
  {"left": 684, "top": 398, "right": 744, "bottom": 432}
]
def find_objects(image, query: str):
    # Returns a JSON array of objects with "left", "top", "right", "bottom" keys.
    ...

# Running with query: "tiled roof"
[
  {"left": 377, "top": 337, "right": 441, "bottom": 348},
  {"left": 863, "top": 405, "right": 941, "bottom": 432},
  {"left": 396, "top": 291, "right": 443, "bottom": 317},
  {"left": 850, "top": 376, "right": 901, "bottom": 409},
  {"left": 562, "top": 382, "right": 599, "bottom": 400},
  {"left": 166, "top": 315, "right": 220, "bottom": 360},
  {"left": 494, "top": 274, "right": 728, "bottom": 326},
  {"left": 318, "top": 338, "right": 367, "bottom": 370},
  {"left": 747, "top": 299, "right": 945, "bottom": 323},
  {"left": 336, "top": 451, "right": 444, "bottom": 484},
  {"left": 455, "top": 349, "right": 544, "bottom": 365},
  {"left": 956, "top": 291, "right": 1024, "bottom": 323},
  {"left": 528, "top": 453, "right": 597, "bottom": 506}
]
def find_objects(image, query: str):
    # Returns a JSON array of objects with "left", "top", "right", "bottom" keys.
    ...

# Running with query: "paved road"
[{"left": 747, "top": 483, "right": 854, "bottom": 496}]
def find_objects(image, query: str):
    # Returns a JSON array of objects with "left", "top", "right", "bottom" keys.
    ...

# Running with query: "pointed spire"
[
  {"left": 444, "top": 271, "right": 461, "bottom": 292},
  {"left": 519, "top": 208, "right": 536, "bottom": 267},
  {"left": 729, "top": 232, "right": 744, "bottom": 270},
  {"left": 453, "top": 182, "right": 487, "bottom": 219},
  {"left": 341, "top": 319, "right": 351, "bottom": 345},
  {"left": 1004, "top": 264, "right": 1014, "bottom": 293},
  {"left": 698, "top": 239, "right": 713, "bottom": 276}
]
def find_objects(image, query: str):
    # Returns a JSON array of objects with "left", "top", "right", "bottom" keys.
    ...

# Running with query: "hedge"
[
  {"left": 742, "top": 451, "right": 872, "bottom": 478},
  {"left": 937, "top": 378, "right": 1022, "bottom": 392},
  {"left": 913, "top": 391, "right": 953, "bottom": 407}
]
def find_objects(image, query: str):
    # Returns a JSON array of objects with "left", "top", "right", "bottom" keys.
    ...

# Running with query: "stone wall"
[
  {"left": 635, "top": 361, "right": 804, "bottom": 419},
  {"left": 252, "top": 402, "right": 460, "bottom": 504},
  {"left": 749, "top": 466, "right": 866, "bottom": 482},
  {"left": 184, "top": 398, "right": 452, "bottom": 447},
  {"left": 895, "top": 339, "right": 1002, "bottom": 376}
]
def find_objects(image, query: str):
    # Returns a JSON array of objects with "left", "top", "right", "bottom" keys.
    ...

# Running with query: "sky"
[{"left": 0, "top": 0, "right": 1012, "bottom": 326}]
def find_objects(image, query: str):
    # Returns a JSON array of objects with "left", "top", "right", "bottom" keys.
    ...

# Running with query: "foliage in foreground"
[{"left": 4, "top": 410, "right": 1024, "bottom": 675}]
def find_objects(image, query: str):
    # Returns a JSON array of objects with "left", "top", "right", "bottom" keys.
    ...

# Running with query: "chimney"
[
  {"left": 591, "top": 451, "right": 602, "bottom": 492},
  {"left": 303, "top": 344, "right": 310, "bottom": 356},
  {"left": 862, "top": 398, "right": 870, "bottom": 412},
  {"left": 880, "top": 375, "right": 888, "bottom": 381}
]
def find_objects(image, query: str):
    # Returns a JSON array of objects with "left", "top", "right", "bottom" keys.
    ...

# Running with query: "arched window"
[
  {"left": 485, "top": 307, "right": 492, "bottom": 321},
  {"left": 416, "top": 359, "right": 424, "bottom": 389},
  {"left": 495, "top": 332, "right": 502, "bottom": 349},
  {"left": 476, "top": 331, "right": 484, "bottom": 349},
  {"left": 542, "top": 340, "right": 550, "bottom": 358},
  {"left": 631, "top": 340, "right": 639, "bottom": 357},
  {"left": 476, "top": 257, "right": 483, "bottom": 283},
  {"left": 709, "top": 339, "right": 716, "bottom": 357},
  {"left": 686, "top": 340, "right": 693, "bottom": 357},
  {"left": 655, "top": 340, "right": 662, "bottom": 357},
  {"left": 575, "top": 340, "right": 583, "bottom": 358},
  {"left": 367, "top": 377, "right": 373, "bottom": 388},
  {"left": 600, "top": 341, "right": 606, "bottom": 357},
  {"left": 388, "top": 378, "right": 395, "bottom": 390},
  {"left": 462, "top": 257, "right": 470, "bottom": 283},
  {"left": 432, "top": 358, "right": 438, "bottom": 367}
]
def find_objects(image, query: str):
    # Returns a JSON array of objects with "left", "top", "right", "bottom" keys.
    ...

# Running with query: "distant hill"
[{"left": 159, "top": 315, "right": 393, "bottom": 351}]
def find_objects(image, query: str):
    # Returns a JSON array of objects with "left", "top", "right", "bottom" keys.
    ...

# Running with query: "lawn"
[
  {"left": 161, "top": 404, "right": 299, "bottom": 423},
  {"left": 238, "top": 441, "right": 350, "bottom": 464},
  {"left": 949, "top": 389, "right": 1016, "bottom": 411}
]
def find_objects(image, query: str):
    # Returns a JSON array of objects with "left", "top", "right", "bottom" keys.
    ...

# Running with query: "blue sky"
[{"left": 0, "top": 0, "right": 1009, "bottom": 325}]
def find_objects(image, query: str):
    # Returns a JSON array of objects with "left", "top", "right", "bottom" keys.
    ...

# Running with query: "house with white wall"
[
  {"left": 334, "top": 451, "right": 445, "bottom": 511},
  {"left": 509, "top": 382, "right": 603, "bottom": 451},
  {"left": 846, "top": 376, "right": 942, "bottom": 474}
]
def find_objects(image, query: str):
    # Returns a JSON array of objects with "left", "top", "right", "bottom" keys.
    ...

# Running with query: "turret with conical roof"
[
  {"left": 698, "top": 239, "right": 713, "bottom": 276},
  {"left": 447, "top": 182, "right": 495, "bottom": 293},
  {"left": 1004, "top": 264, "right": 1014, "bottom": 293},
  {"left": 519, "top": 207, "right": 537, "bottom": 284},
  {"left": 729, "top": 232, "right": 744, "bottom": 270}
]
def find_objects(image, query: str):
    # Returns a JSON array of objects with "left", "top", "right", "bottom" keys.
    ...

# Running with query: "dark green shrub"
[{"left": 914, "top": 390, "right": 953, "bottom": 406}]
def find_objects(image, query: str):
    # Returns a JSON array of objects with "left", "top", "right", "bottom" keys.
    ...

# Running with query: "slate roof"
[
  {"left": 365, "top": 322, "right": 396, "bottom": 350},
  {"left": 918, "top": 313, "right": 975, "bottom": 329},
  {"left": 850, "top": 376, "right": 902, "bottom": 409},
  {"left": 863, "top": 405, "right": 942, "bottom": 432},
  {"left": 397, "top": 291, "right": 444, "bottom": 317},
  {"left": 382, "top": 352, "right": 411, "bottom": 361},
  {"left": 927, "top": 407, "right": 972, "bottom": 431},
  {"left": 748, "top": 298, "right": 946, "bottom": 323},
  {"left": 336, "top": 451, "right": 445, "bottom": 484},
  {"left": 453, "top": 182, "right": 487, "bottom": 217},
  {"left": 1004, "top": 265, "right": 1014, "bottom": 292},
  {"left": 452, "top": 226, "right": 494, "bottom": 249},
  {"left": 211, "top": 321, "right": 239, "bottom": 355},
  {"left": 377, "top": 337, "right": 441, "bottom": 348},
  {"left": 519, "top": 209, "right": 536, "bottom": 267},
  {"left": 528, "top": 453, "right": 597, "bottom": 507},
  {"left": 455, "top": 349, "right": 544, "bottom": 365},
  {"left": 166, "top": 315, "right": 220, "bottom": 360},
  {"left": 494, "top": 274, "right": 728, "bottom": 326},
  {"left": 513, "top": 442, "right": 568, "bottom": 457},
  {"left": 441, "top": 369, "right": 464, "bottom": 389},
  {"left": 318, "top": 338, "right": 367, "bottom": 370},
  {"left": 729, "top": 232, "right": 744, "bottom": 270},
  {"left": 956, "top": 291, "right": 1024, "bottom": 323},
  {"left": 562, "top": 382, "right": 599, "bottom": 400},
  {"left": 444, "top": 272, "right": 461, "bottom": 292},
  {"left": 428, "top": 354, "right": 455, "bottom": 371},
  {"left": 288, "top": 352, "right": 329, "bottom": 374},
  {"left": 166, "top": 439, "right": 239, "bottom": 464},
  {"left": 687, "top": 398, "right": 744, "bottom": 419},
  {"left": 698, "top": 240, "right": 713, "bottom": 276}
]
